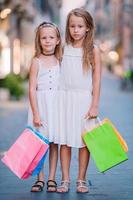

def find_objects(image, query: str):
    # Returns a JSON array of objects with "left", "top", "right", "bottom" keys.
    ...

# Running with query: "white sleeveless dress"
[
  {"left": 55, "top": 45, "right": 96, "bottom": 148},
  {"left": 28, "top": 58, "right": 60, "bottom": 143}
]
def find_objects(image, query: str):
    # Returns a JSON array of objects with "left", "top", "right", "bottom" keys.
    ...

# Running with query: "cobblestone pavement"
[{"left": 0, "top": 72, "right": 133, "bottom": 200}]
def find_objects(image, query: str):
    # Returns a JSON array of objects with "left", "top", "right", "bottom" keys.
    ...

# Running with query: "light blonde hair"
[
  {"left": 65, "top": 8, "right": 95, "bottom": 72},
  {"left": 34, "top": 22, "right": 62, "bottom": 63}
]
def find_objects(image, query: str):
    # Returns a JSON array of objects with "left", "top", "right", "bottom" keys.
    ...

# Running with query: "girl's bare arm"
[
  {"left": 91, "top": 45, "right": 102, "bottom": 109},
  {"left": 85, "top": 45, "right": 101, "bottom": 119},
  {"left": 29, "top": 58, "right": 41, "bottom": 126}
]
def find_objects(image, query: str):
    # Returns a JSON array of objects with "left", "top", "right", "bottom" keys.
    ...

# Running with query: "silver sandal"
[
  {"left": 76, "top": 180, "right": 89, "bottom": 193},
  {"left": 57, "top": 180, "right": 70, "bottom": 193}
]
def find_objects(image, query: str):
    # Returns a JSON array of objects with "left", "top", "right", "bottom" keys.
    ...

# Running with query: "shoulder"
[
  {"left": 62, "top": 44, "right": 70, "bottom": 56},
  {"left": 29, "top": 57, "right": 39, "bottom": 73},
  {"left": 92, "top": 45, "right": 101, "bottom": 69},
  {"left": 31, "top": 57, "right": 39, "bottom": 65},
  {"left": 30, "top": 57, "right": 40, "bottom": 67},
  {"left": 93, "top": 44, "right": 100, "bottom": 56},
  {"left": 63, "top": 43, "right": 72, "bottom": 50},
  {"left": 93, "top": 44, "right": 101, "bottom": 63}
]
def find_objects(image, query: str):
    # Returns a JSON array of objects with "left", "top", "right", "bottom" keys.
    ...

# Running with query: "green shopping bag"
[{"left": 82, "top": 118, "right": 128, "bottom": 173}]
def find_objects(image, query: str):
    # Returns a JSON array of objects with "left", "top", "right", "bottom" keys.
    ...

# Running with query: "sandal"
[
  {"left": 47, "top": 180, "right": 57, "bottom": 192},
  {"left": 31, "top": 181, "right": 45, "bottom": 192},
  {"left": 76, "top": 180, "right": 89, "bottom": 193},
  {"left": 57, "top": 180, "right": 70, "bottom": 193}
]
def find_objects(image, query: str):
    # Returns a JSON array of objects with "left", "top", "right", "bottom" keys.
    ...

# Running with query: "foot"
[
  {"left": 31, "top": 181, "right": 45, "bottom": 192},
  {"left": 47, "top": 180, "right": 57, "bottom": 192},
  {"left": 76, "top": 180, "right": 89, "bottom": 193},
  {"left": 57, "top": 180, "right": 70, "bottom": 193}
]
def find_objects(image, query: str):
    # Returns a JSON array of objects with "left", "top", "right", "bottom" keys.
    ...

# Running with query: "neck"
[
  {"left": 72, "top": 38, "right": 84, "bottom": 48},
  {"left": 42, "top": 52, "right": 55, "bottom": 56},
  {"left": 72, "top": 43, "right": 82, "bottom": 48}
]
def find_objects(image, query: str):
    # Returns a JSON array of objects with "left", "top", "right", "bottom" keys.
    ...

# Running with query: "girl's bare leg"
[
  {"left": 77, "top": 147, "right": 90, "bottom": 193},
  {"left": 31, "top": 168, "right": 45, "bottom": 192},
  {"left": 57, "top": 145, "right": 71, "bottom": 192},
  {"left": 47, "top": 143, "right": 58, "bottom": 192}
]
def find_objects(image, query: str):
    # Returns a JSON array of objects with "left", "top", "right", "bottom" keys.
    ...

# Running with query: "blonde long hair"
[
  {"left": 65, "top": 8, "right": 95, "bottom": 72},
  {"left": 34, "top": 22, "right": 62, "bottom": 62}
]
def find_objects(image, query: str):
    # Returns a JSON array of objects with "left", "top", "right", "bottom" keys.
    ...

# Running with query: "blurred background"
[
  {"left": 0, "top": 0, "right": 133, "bottom": 100},
  {"left": 0, "top": 2, "right": 133, "bottom": 199}
]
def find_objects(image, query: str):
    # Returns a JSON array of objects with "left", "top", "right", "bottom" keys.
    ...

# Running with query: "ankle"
[
  {"left": 37, "top": 177, "right": 44, "bottom": 182},
  {"left": 62, "top": 176, "right": 70, "bottom": 182},
  {"left": 77, "top": 176, "right": 86, "bottom": 181},
  {"left": 48, "top": 176, "right": 55, "bottom": 181}
]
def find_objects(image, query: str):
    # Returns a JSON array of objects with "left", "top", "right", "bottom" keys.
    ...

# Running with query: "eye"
[
  {"left": 78, "top": 25, "right": 83, "bottom": 28},
  {"left": 50, "top": 36, "right": 54, "bottom": 39},
  {"left": 41, "top": 36, "right": 46, "bottom": 39},
  {"left": 70, "top": 25, "right": 75, "bottom": 28}
]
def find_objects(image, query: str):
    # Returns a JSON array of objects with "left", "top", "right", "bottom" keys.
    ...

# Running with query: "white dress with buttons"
[
  {"left": 28, "top": 58, "right": 60, "bottom": 142},
  {"left": 55, "top": 45, "right": 97, "bottom": 148}
]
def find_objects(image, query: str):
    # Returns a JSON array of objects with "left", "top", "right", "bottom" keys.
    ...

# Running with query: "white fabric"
[
  {"left": 28, "top": 58, "right": 60, "bottom": 143},
  {"left": 55, "top": 45, "right": 96, "bottom": 148}
]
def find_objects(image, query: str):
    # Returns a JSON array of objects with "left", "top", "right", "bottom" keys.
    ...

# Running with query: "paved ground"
[{"left": 0, "top": 72, "right": 133, "bottom": 200}]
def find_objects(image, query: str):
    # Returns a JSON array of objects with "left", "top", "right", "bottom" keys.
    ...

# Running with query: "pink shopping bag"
[{"left": 1, "top": 127, "right": 49, "bottom": 179}]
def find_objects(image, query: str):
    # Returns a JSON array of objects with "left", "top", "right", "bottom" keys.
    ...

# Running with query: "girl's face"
[
  {"left": 39, "top": 27, "right": 59, "bottom": 54},
  {"left": 69, "top": 15, "right": 88, "bottom": 45}
]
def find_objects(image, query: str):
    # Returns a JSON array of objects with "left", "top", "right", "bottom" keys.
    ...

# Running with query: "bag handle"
[
  {"left": 41, "top": 122, "right": 48, "bottom": 128},
  {"left": 83, "top": 117, "right": 102, "bottom": 130},
  {"left": 26, "top": 122, "right": 49, "bottom": 144},
  {"left": 96, "top": 117, "right": 102, "bottom": 125},
  {"left": 33, "top": 121, "right": 48, "bottom": 130}
]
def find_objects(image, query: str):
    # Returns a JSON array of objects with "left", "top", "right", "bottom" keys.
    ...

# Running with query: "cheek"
[
  {"left": 54, "top": 39, "right": 59, "bottom": 46},
  {"left": 69, "top": 28, "right": 73, "bottom": 33},
  {"left": 82, "top": 29, "right": 87, "bottom": 35},
  {"left": 40, "top": 39, "right": 45, "bottom": 44}
]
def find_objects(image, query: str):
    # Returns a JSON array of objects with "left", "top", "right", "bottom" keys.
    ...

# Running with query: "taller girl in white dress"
[
  {"left": 28, "top": 22, "right": 62, "bottom": 192},
  {"left": 56, "top": 8, "right": 101, "bottom": 193}
]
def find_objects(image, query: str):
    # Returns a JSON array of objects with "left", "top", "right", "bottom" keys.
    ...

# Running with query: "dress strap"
[
  {"left": 34, "top": 57, "right": 41, "bottom": 79},
  {"left": 35, "top": 57, "right": 40, "bottom": 68}
]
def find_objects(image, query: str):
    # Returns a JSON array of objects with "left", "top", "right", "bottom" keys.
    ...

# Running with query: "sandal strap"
[
  {"left": 31, "top": 181, "right": 45, "bottom": 192},
  {"left": 58, "top": 180, "right": 70, "bottom": 190},
  {"left": 76, "top": 180, "right": 88, "bottom": 189},
  {"left": 47, "top": 180, "right": 57, "bottom": 186},
  {"left": 47, "top": 180, "right": 57, "bottom": 190},
  {"left": 77, "top": 180, "right": 87, "bottom": 183},
  {"left": 32, "top": 184, "right": 42, "bottom": 189},
  {"left": 61, "top": 180, "right": 70, "bottom": 185},
  {"left": 35, "top": 181, "right": 45, "bottom": 187}
]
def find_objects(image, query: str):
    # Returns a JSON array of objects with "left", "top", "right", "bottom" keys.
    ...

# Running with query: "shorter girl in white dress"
[{"left": 28, "top": 22, "right": 62, "bottom": 192}]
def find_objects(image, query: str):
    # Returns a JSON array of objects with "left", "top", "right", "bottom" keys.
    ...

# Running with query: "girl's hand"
[
  {"left": 84, "top": 105, "right": 99, "bottom": 119},
  {"left": 33, "top": 113, "right": 42, "bottom": 127}
]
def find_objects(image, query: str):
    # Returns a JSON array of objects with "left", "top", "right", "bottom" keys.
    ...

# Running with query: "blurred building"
[
  {"left": 86, "top": 0, "right": 133, "bottom": 74},
  {"left": 121, "top": 0, "right": 133, "bottom": 72},
  {"left": 0, "top": 0, "right": 132, "bottom": 78},
  {"left": 0, "top": 0, "right": 61, "bottom": 78}
]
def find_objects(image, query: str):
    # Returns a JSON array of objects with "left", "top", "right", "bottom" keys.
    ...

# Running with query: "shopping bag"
[
  {"left": 27, "top": 126, "right": 49, "bottom": 176},
  {"left": 105, "top": 119, "right": 128, "bottom": 152},
  {"left": 23, "top": 126, "right": 49, "bottom": 178},
  {"left": 82, "top": 118, "right": 128, "bottom": 173},
  {"left": 1, "top": 126, "right": 49, "bottom": 179},
  {"left": 32, "top": 150, "right": 48, "bottom": 176}
]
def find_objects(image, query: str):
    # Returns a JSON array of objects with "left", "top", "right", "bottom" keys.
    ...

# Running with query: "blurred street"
[{"left": 0, "top": 71, "right": 133, "bottom": 200}]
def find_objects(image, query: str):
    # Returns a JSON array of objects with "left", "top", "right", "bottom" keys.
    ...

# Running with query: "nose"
[
  {"left": 74, "top": 27, "right": 78, "bottom": 33},
  {"left": 46, "top": 38, "right": 50, "bottom": 43}
]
